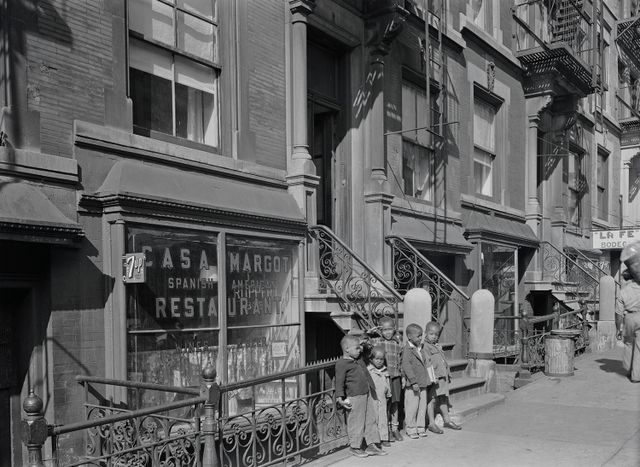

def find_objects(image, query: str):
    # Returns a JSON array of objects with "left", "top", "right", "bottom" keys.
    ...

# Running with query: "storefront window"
[
  {"left": 225, "top": 235, "right": 301, "bottom": 416},
  {"left": 126, "top": 227, "right": 220, "bottom": 406},
  {"left": 480, "top": 243, "right": 516, "bottom": 315}
]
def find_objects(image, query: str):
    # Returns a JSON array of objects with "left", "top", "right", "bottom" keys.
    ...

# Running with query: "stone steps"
[
  {"left": 449, "top": 376, "right": 486, "bottom": 404},
  {"left": 452, "top": 392, "right": 506, "bottom": 421}
]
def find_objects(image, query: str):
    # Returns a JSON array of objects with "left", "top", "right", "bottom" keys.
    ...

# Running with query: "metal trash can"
[{"left": 544, "top": 329, "right": 581, "bottom": 376}]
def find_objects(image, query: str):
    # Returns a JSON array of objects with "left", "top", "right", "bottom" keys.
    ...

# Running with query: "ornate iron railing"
[
  {"left": 24, "top": 360, "right": 346, "bottom": 467},
  {"left": 541, "top": 241, "right": 600, "bottom": 308},
  {"left": 520, "top": 305, "right": 590, "bottom": 370},
  {"left": 308, "top": 225, "right": 402, "bottom": 331},
  {"left": 386, "top": 235, "right": 469, "bottom": 321},
  {"left": 217, "top": 358, "right": 346, "bottom": 467},
  {"left": 23, "top": 371, "right": 216, "bottom": 467}
]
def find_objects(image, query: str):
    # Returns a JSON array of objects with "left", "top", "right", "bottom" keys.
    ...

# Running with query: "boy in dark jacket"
[
  {"left": 401, "top": 323, "right": 432, "bottom": 439},
  {"left": 335, "top": 334, "right": 388, "bottom": 458}
]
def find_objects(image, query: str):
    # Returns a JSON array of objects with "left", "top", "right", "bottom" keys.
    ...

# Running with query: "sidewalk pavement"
[{"left": 306, "top": 347, "right": 639, "bottom": 467}]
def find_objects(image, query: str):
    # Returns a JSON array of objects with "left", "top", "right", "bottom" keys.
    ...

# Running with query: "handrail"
[
  {"left": 540, "top": 241, "right": 600, "bottom": 284},
  {"left": 75, "top": 375, "right": 200, "bottom": 396},
  {"left": 220, "top": 358, "right": 338, "bottom": 393},
  {"left": 386, "top": 235, "right": 470, "bottom": 301},
  {"left": 51, "top": 395, "right": 206, "bottom": 436},
  {"left": 569, "top": 247, "right": 621, "bottom": 287},
  {"left": 310, "top": 225, "right": 402, "bottom": 301}
]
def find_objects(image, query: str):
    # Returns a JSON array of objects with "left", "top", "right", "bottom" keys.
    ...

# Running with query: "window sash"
[
  {"left": 474, "top": 98, "right": 496, "bottom": 151},
  {"left": 129, "top": 38, "right": 220, "bottom": 147},
  {"left": 403, "top": 140, "right": 434, "bottom": 202},
  {"left": 474, "top": 147, "right": 493, "bottom": 196}
]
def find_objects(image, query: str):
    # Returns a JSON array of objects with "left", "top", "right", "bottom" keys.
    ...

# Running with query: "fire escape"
[
  {"left": 512, "top": 0, "right": 603, "bottom": 98},
  {"left": 616, "top": 5, "right": 640, "bottom": 132}
]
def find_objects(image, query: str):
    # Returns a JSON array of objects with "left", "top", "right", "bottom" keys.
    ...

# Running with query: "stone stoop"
[{"left": 452, "top": 393, "right": 506, "bottom": 422}]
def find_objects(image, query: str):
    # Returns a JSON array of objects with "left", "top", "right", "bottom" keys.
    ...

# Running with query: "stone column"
[
  {"left": 286, "top": 1, "right": 319, "bottom": 287},
  {"left": 362, "top": 8, "right": 406, "bottom": 278},
  {"left": 597, "top": 275, "right": 617, "bottom": 351},
  {"left": 289, "top": 0, "right": 315, "bottom": 172},
  {"left": 526, "top": 114, "right": 541, "bottom": 224}
]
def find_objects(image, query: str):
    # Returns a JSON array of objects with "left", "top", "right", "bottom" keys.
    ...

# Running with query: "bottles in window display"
[{"left": 227, "top": 338, "right": 277, "bottom": 383}]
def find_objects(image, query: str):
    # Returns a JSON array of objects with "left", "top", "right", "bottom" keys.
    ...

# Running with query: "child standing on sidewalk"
[
  {"left": 372, "top": 316, "right": 404, "bottom": 441},
  {"left": 368, "top": 346, "right": 392, "bottom": 447},
  {"left": 335, "top": 334, "right": 388, "bottom": 458},
  {"left": 423, "top": 321, "right": 462, "bottom": 433},
  {"left": 401, "top": 323, "right": 433, "bottom": 439}
]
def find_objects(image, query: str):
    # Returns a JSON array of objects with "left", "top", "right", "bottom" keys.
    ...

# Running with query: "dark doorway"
[
  {"left": 0, "top": 288, "right": 32, "bottom": 467},
  {"left": 307, "top": 37, "right": 347, "bottom": 231}
]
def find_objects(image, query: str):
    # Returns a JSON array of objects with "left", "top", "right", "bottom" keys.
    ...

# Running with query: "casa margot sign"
[{"left": 592, "top": 229, "right": 640, "bottom": 250}]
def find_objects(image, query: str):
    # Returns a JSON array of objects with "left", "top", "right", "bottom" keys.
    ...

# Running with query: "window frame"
[
  {"left": 401, "top": 78, "right": 438, "bottom": 203},
  {"left": 127, "top": 0, "right": 222, "bottom": 150},
  {"left": 472, "top": 85, "right": 503, "bottom": 199}
]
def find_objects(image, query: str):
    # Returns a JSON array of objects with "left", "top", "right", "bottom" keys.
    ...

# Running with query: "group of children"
[{"left": 335, "top": 317, "right": 462, "bottom": 458}]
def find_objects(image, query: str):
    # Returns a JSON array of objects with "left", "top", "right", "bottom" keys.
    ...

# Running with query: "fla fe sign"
[{"left": 592, "top": 229, "right": 640, "bottom": 250}]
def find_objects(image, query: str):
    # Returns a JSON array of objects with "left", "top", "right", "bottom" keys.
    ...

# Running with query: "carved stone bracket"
[
  {"left": 289, "top": 0, "right": 316, "bottom": 18},
  {"left": 365, "top": 1, "right": 409, "bottom": 57}
]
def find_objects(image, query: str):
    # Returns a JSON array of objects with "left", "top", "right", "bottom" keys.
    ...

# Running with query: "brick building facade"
[{"left": 0, "top": 1, "right": 637, "bottom": 464}]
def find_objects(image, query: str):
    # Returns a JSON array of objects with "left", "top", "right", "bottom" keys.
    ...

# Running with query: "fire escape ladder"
[
  {"left": 308, "top": 225, "right": 403, "bottom": 333},
  {"left": 386, "top": 235, "right": 469, "bottom": 325}
]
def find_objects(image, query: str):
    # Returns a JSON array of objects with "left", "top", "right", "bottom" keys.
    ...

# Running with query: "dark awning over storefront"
[
  {"left": 390, "top": 214, "right": 474, "bottom": 253},
  {"left": 463, "top": 210, "right": 538, "bottom": 248},
  {"left": 0, "top": 182, "right": 83, "bottom": 245},
  {"left": 87, "top": 161, "right": 306, "bottom": 229},
  {"left": 564, "top": 233, "right": 602, "bottom": 257}
]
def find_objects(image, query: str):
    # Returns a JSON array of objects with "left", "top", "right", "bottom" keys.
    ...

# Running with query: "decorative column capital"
[{"left": 289, "top": 0, "right": 315, "bottom": 20}]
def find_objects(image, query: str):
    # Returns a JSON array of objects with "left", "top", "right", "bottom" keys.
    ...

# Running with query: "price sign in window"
[{"left": 123, "top": 252, "right": 146, "bottom": 283}]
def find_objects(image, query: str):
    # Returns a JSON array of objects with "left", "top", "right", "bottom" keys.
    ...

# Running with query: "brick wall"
[
  {"left": 247, "top": 0, "right": 286, "bottom": 170},
  {"left": 25, "top": 0, "right": 112, "bottom": 158}
]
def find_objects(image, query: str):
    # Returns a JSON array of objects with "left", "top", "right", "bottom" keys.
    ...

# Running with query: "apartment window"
[
  {"left": 597, "top": 150, "right": 609, "bottom": 220},
  {"left": 128, "top": 0, "right": 220, "bottom": 148},
  {"left": 402, "top": 81, "right": 436, "bottom": 202},
  {"left": 473, "top": 97, "right": 496, "bottom": 197},
  {"left": 568, "top": 151, "right": 584, "bottom": 226}
]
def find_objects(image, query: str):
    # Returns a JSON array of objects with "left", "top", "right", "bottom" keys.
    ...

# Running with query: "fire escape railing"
[
  {"left": 308, "top": 225, "right": 402, "bottom": 332},
  {"left": 386, "top": 235, "right": 469, "bottom": 322}
]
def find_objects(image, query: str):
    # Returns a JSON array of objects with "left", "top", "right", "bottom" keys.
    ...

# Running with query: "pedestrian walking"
[{"left": 618, "top": 242, "right": 640, "bottom": 382}]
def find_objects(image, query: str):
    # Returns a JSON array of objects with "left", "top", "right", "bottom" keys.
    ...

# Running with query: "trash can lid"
[{"left": 550, "top": 329, "right": 582, "bottom": 338}]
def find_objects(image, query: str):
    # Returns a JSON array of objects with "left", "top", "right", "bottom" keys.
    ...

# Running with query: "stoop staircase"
[{"left": 305, "top": 225, "right": 506, "bottom": 423}]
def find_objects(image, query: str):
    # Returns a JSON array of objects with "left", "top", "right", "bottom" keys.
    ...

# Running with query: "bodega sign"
[{"left": 592, "top": 229, "right": 640, "bottom": 250}]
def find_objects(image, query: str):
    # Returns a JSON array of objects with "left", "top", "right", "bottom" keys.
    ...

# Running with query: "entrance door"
[{"left": 312, "top": 109, "right": 336, "bottom": 227}]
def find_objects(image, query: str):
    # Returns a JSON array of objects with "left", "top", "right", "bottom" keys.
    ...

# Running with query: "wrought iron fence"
[
  {"left": 462, "top": 316, "right": 521, "bottom": 360},
  {"left": 23, "top": 360, "right": 346, "bottom": 467},
  {"left": 541, "top": 241, "right": 600, "bottom": 308},
  {"left": 520, "top": 306, "right": 590, "bottom": 371},
  {"left": 217, "top": 359, "right": 345, "bottom": 467},
  {"left": 308, "top": 225, "right": 402, "bottom": 331},
  {"left": 387, "top": 235, "right": 469, "bottom": 322}
]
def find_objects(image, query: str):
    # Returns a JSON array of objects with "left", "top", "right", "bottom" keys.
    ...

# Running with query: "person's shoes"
[
  {"left": 392, "top": 430, "right": 403, "bottom": 441},
  {"left": 349, "top": 448, "right": 369, "bottom": 458},
  {"left": 417, "top": 431, "right": 428, "bottom": 437},
  {"left": 366, "top": 444, "right": 388, "bottom": 456},
  {"left": 428, "top": 424, "right": 444, "bottom": 434},
  {"left": 407, "top": 432, "right": 419, "bottom": 439},
  {"left": 381, "top": 440, "right": 392, "bottom": 448},
  {"left": 443, "top": 421, "right": 462, "bottom": 430}
]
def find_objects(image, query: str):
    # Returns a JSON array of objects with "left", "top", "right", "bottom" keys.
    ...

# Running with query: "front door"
[{"left": 312, "top": 109, "right": 336, "bottom": 227}]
